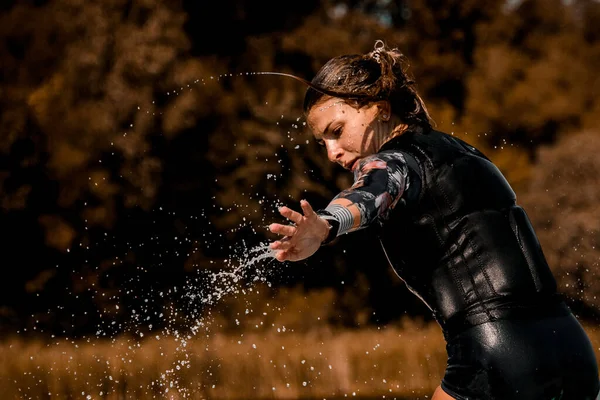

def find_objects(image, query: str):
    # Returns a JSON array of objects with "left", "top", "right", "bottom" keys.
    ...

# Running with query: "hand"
[{"left": 268, "top": 199, "right": 330, "bottom": 262}]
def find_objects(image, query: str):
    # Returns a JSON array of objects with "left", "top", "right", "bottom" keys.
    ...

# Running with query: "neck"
[{"left": 375, "top": 120, "right": 409, "bottom": 151}]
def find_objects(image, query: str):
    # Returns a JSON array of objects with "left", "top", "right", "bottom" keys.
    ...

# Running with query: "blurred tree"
[
  {"left": 1, "top": 0, "right": 206, "bottom": 337},
  {"left": 182, "top": 0, "right": 320, "bottom": 56},
  {"left": 0, "top": 0, "right": 86, "bottom": 335},
  {"left": 323, "top": 0, "right": 411, "bottom": 28},
  {"left": 1, "top": 0, "right": 598, "bottom": 337},
  {"left": 440, "top": 0, "right": 599, "bottom": 191},
  {"left": 520, "top": 130, "right": 600, "bottom": 318},
  {"left": 574, "top": 0, "right": 600, "bottom": 131},
  {"left": 463, "top": 0, "right": 589, "bottom": 150},
  {"left": 402, "top": 0, "right": 505, "bottom": 115},
  {"left": 0, "top": 0, "right": 328, "bottom": 337}
]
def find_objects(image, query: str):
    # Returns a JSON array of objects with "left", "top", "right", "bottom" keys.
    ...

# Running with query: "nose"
[{"left": 325, "top": 139, "right": 344, "bottom": 163}]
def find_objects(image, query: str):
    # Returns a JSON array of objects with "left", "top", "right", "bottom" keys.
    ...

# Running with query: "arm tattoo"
[{"left": 319, "top": 150, "right": 410, "bottom": 238}]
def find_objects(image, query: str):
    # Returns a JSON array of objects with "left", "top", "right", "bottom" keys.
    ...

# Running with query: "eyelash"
[{"left": 316, "top": 127, "right": 343, "bottom": 147}]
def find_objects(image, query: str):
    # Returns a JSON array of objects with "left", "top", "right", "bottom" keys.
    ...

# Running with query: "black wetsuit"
[{"left": 318, "top": 127, "right": 599, "bottom": 400}]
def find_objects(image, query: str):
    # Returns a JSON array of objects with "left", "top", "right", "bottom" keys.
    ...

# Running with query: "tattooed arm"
[{"left": 317, "top": 150, "right": 412, "bottom": 242}]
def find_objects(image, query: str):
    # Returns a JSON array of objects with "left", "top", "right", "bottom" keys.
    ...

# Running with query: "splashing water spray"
[
  {"left": 145, "top": 70, "right": 328, "bottom": 398},
  {"left": 14, "top": 69, "right": 339, "bottom": 400},
  {"left": 174, "top": 74, "right": 341, "bottom": 399}
]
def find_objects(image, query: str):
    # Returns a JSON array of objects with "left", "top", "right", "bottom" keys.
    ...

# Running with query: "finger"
[
  {"left": 279, "top": 206, "right": 303, "bottom": 224},
  {"left": 300, "top": 199, "right": 315, "bottom": 217},
  {"left": 269, "top": 223, "right": 296, "bottom": 237},
  {"left": 275, "top": 250, "right": 289, "bottom": 262},
  {"left": 270, "top": 240, "right": 293, "bottom": 251}
]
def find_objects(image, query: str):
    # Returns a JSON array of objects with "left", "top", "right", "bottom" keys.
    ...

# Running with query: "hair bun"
[{"left": 371, "top": 39, "right": 386, "bottom": 64}]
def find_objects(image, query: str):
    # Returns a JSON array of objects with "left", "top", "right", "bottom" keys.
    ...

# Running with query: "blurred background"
[{"left": 1, "top": 0, "right": 599, "bottom": 399}]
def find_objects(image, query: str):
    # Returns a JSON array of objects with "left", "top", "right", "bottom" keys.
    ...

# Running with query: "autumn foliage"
[{"left": 1, "top": 0, "right": 600, "bottom": 338}]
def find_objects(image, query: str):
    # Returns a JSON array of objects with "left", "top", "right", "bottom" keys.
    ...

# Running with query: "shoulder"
[
  {"left": 356, "top": 150, "right": 408, "bottom": 173},
  {"left": 373, "top": 148, "right": 409, "bottom": 163}
]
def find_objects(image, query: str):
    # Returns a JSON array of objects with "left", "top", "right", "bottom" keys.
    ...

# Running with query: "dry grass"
[{"left": 1, "top": 321, "right": 598, "bottom": 400}]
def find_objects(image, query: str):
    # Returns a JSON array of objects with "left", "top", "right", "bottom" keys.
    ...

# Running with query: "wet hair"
[{"left": 302, "top": 40, "right": 432, "bottom": 129}]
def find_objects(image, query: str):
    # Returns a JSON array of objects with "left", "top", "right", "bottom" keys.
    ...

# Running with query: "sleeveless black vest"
[{"left": 378, "top": 128, "right": 561, "bottom": 334}]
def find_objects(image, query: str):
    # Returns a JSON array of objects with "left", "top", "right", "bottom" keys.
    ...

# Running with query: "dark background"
[{"left": 1, "top": 0, "right": 600, "bottom": 339}]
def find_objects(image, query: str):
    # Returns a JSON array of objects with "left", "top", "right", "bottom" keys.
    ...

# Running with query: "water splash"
[
  {"left": 155, "top": 240, "right": 280, "bottom": 397},
  {"left": 13, "top": 70, "right": 312, "bottom": 399},
  {"left": 193, "top": 243, "right": 277, "bottom": 306}
]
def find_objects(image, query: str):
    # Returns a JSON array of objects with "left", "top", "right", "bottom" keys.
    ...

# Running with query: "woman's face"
[{"left": 306, "top": 97, "right": 385, "bottom": 170}]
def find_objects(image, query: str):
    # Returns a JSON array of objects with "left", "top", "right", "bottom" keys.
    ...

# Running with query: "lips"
[{"left": 345, "top": 159, "right": 359, "bottom": 170}]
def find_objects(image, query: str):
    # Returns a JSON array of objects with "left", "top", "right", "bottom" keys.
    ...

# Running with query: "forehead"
[{"left": 306, "top": 98, "right": 348, "bottom": 132}]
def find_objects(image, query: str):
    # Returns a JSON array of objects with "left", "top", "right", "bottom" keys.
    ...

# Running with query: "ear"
[{"left": 376, "top": 101, "right": 391, "bottom": 121}]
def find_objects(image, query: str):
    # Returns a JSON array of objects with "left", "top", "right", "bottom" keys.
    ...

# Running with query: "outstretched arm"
[
  {"left": 268, "top": 199, "right": 331, "bottom": 262},
  {"left": 268, "top": 150, "right": 413, "bottom": 262}
]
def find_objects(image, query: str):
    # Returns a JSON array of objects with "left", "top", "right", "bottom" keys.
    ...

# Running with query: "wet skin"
[{"left": 307, "top": 98, "right": 391, "bottom": 171}]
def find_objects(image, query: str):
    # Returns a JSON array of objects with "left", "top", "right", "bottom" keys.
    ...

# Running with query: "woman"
[{"left": 268, "top": 40, "right": 600, "bottom": 400}]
